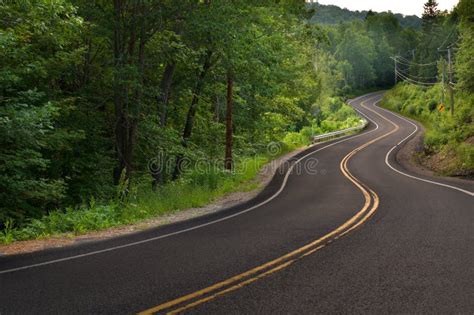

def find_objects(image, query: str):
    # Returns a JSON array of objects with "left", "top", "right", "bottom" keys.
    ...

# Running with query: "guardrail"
[{"left": 311, "top": 118, "right": 368, "bottom": 143}]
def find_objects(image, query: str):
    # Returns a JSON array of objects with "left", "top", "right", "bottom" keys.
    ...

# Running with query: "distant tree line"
[{"left": 308, "top": 3, "right": 422, "bottom": 29}]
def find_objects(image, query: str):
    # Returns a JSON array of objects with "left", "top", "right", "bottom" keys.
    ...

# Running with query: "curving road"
[{"left": 1, "top": 92, "right": 473, "bottom": 314}]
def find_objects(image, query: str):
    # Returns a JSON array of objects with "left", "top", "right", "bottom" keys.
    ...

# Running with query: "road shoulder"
[{"left": 394, "top": 118, "right": 473, "bottom": 190}]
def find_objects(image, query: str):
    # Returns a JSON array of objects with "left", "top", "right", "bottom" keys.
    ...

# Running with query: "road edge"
[{"left": 375, "top": 104, "right": 474, "bottom": 191}]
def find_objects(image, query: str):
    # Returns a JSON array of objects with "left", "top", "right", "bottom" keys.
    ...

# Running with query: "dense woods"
[{"left": 0, "top": 0, "right": 471, "bottom": 242}]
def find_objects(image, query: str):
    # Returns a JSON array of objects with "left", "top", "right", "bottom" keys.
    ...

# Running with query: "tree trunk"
[
  {"left": 173, "top": 50, "right": 213, "bottom": 179},
  {"left": 157, "top": 62, "right": 176, "bottom": 127},
  {"left": 214, "top": 95, "right": 221, "bottom": 122},
  {"left": 81, "top": 37, "right": 92, "bottom": 87},
  {"left": 156, "top": 23, "right": 183, "bottom": 127},
  {"left": 151, "top": 63, "right": 176, "bottom": 190},
  {"left": 112, "top": 0, "right": 139, "bottom": 184},
  {"left": 224, "top": 71, "right": 234, "bottom": 171},
  {"left": 113, "top": 0, "right": 125, "bottom": 184}
]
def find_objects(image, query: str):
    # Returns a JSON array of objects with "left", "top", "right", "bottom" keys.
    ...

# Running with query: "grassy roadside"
[
  {"left": 381, "top": 83, "right": 474, "bottom": 177},
  {"left": 0, "top": 153, "right": 278, "bottom": 244},
  {"left": 0, "top": 101, "right": 364, "bottom": 244}
]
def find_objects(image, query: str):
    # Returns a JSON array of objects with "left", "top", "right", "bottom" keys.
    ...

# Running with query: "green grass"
[{"left": 0, "top": 156, "right": 269, "bottom": 244}]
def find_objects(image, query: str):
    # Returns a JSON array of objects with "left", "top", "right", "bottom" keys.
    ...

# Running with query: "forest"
[{"left": 0, "top": 0, "right": 472, "bottom": 242}]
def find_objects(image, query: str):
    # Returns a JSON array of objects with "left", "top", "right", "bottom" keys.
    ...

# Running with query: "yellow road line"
[
  {"left": 138, "top": 96, "right": 399, "bottom": 315},
  {"left": 360, "top": 97, "right": 399, "bottom": 130},
  {"left": 167, "top": 259, "right": 299, "bottom": 315}
]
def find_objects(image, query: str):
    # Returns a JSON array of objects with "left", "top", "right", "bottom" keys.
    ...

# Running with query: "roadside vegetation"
[
  {"left": 382, "top": 84, "right": 473, "bottom": 176},
  {"left": 382, "top": 0, "right": 474, "bottom": 177},
  {"left": 3, "top": 0, "right": 456, "bottom": 244}
]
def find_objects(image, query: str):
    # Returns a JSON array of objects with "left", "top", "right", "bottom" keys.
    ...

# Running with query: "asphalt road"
[{"left": 1, "top": 92, "right": 473, "bottom": 314}]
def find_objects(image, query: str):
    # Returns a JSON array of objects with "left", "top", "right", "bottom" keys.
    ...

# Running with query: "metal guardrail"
[{"left": 311, "top": 119, "right": 368, "bottom": 143}]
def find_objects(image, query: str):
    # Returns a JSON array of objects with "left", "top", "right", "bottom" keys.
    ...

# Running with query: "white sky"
[{"left": 311, "top": 0, "right": 459, "bottom": 16}]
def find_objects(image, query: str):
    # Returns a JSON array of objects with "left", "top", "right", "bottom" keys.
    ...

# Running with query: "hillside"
[{"left": 308, "top": 3, "right": 422, "bottom": 29}]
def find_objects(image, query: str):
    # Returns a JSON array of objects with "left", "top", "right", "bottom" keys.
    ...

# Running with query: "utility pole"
[
  {"left": 447, "top": 48, "right": 454, "bottom": 115},
  {"left": 224, "top": 71, "right": 234, "bottom": 171},
  {"left": 394, "top": 56, "right": 398, "bottom": 84},
  {"left": 441, "top": 58, "right": 445, "bottom": 105}
]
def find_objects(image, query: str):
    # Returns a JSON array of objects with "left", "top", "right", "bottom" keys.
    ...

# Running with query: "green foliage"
[
  {"left": 456, "top": 0, "right": 474, "bottom": 93},
  {"left": 382, "top": 83, "right": 474, "bottom": 175},
  {"left": 0, "top": 1, "right": 87, "bottom": 223},
  {"left": 380, "top": 0, "right": 473, "bottom": 177},
  {"left": 317, "top": 9, "right": 419, "bottom": 92},
  {"left": 335, "top": 23, "right": 376, "bottom": 89}
]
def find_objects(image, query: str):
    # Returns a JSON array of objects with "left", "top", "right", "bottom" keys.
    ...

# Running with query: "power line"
[
  {"left": 396, "top": 67, "right": 438, "bottom": 80},
  {"left": 396, "top": 73, "right": 436, "bottom": 87},
  {"left": 395, "top": 56, "right": 438, "bottom": 67},
  {"left": 391, "top": 56, "right": 440, "bottom": 87},
  {"left": 395, "top": 70, "right": 437, "bottom": 86},
  {"left": 394, "top": 36, "right": 457, "bottom": 114},
  {"left": 437, "top": 27, "right": 457, "bottom": 51},
  {"left": 395, "top": 59, "right": 438, "bottom": 68},
  {"left": 395, "top": 70, "right": 435, "bottom": 83}
]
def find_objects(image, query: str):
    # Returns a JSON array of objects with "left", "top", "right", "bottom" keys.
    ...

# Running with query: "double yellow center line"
[{"left": 139, "top": 97, "right": 399, "bottom": 314}]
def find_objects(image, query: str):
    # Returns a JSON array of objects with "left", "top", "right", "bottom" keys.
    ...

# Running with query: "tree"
[
  {"left": 455, "top": 0, "right": 474, "bottom": 92},
  {"left": 422, "top": 0, "right": 440, "bottom": 26},
  {"left": 335, "top": 23, "right": 376, "bottom": 89},
  {"left": 224, "top": 71, "right": 234, "bottom": 170},
  {"left": 0, "top": 0, "right": 85, "bottom": 222}
]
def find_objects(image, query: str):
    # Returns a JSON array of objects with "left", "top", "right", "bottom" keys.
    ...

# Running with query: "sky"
[{"left": 311, "top": 0, "right": 459, "bottom": 17}]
